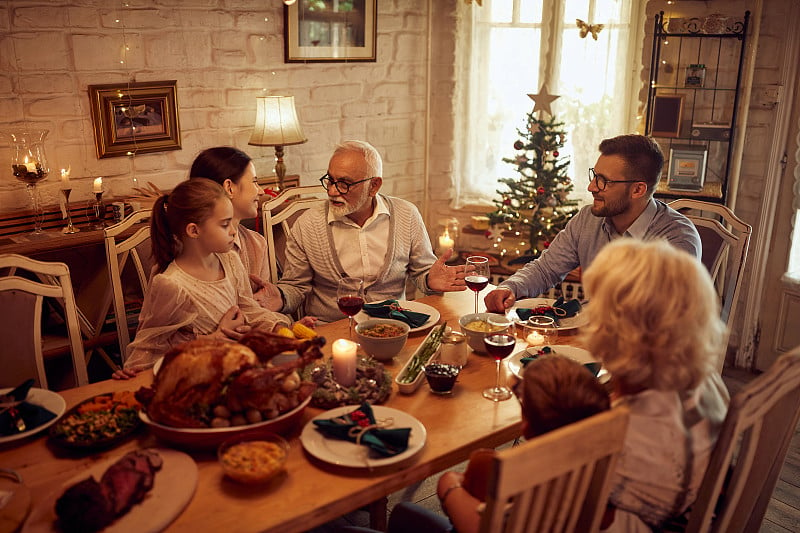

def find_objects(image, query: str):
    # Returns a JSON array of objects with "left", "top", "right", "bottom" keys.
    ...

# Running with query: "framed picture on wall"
[
  {"left": 651, "top": 94, "right": 685, "bottom": 138},
  {"left": 88, "top": 80, "right": 181, "bottom": 158},
  {"left": 284, "top": 0, "right": 377, "bottom": 63}
]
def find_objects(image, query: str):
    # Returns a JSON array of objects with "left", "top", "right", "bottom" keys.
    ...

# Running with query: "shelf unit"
[{"left": 645, "top": 11, "right": 750, "bottom": 204}]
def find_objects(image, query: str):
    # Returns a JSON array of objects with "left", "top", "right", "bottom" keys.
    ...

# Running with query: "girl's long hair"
[{"left": 150, "top": 178, "right": 228, "bottom": 273}]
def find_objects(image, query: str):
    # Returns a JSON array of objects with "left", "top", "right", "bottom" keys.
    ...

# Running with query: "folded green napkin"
[
  {"left": 313, "top": 402, "right": 411, "bottom": 457},
  {"left": 520, "top": 346, "right": 553, "bottom": 367},
  {"left": 516, "top": 297, "right": 582, "bottom": 325},
  {"left": 362, "top": 300, "right": 430, "bottom": 328},
  {"left": 0, "top": 402, "right": 56, "bottom": 436}
]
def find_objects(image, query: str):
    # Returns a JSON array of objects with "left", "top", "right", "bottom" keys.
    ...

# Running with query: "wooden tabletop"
[{"left": 0, "top": 288, "right": 583, "bottom": 533}]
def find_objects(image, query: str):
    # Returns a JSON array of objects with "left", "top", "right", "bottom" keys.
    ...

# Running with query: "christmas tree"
[{"left": 487, "top": 109, "right": 579, "bottom": 261}]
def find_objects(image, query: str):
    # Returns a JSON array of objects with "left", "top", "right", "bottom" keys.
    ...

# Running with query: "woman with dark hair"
[{"left": 189, "top": 147, "right": 283, "bottom": 311}]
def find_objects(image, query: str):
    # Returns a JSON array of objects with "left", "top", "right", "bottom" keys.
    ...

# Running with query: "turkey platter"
[{"left": 135, "top": 330, "right": 325, "bottom": 428}]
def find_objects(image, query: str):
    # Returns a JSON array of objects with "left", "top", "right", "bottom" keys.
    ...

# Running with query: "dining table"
[{"left": 0, "top": 286, "right": 585, "bottom": 533}]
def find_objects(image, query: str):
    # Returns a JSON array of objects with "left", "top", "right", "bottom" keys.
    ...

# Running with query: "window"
[{"left": 452, "top": 0, "right": 643, "bottom": 208}]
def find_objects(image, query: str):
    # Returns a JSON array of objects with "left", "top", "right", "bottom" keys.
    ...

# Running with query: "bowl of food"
[
  {"left": 218, "top": 433, "right": 289, "bottom": 484},
  {"left": 459, "top": 313, "right": 510, "bottom": 353},
  {"left": 355, "top": 319, "right": 411, "bottom": 361},
  {"left": 424, "top": 363, "right": 460, "bottom": 395}
]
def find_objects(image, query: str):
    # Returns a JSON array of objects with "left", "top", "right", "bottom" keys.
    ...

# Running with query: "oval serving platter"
[{"left": 49, "top": 391, "right": 143, "bottom": 451}]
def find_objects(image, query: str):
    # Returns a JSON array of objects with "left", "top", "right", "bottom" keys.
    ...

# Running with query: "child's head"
[
  {"left": 516, "top": 355, "right": 610, "bottom": 438},
  {"left": 151, "top": 178, "right": 232, "bottom": 272},
  {"left": 190, "top": 146, "right": 260, "bottom": 220},
  {"left": 581, "top": 239, "right": 726, "bottom": 393}
]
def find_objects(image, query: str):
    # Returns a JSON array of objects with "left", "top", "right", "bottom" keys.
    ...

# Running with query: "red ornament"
[
  {"left": 513, "top": 140, "right": 524, "bottom": 150},
  {"left": 544, "top": 241, "right": 551, "bottom": 248},
  {"left": 553, "top": 151, "right": 559, "bottom": 157},
  {"left": 503, "top": 197, "right": 511, "bottom": 205},
  {"left": 485, "top": 230, "right": 492, "bottom": 238},
  {"left": 537, "top": 187, "right": 545, "bottom": 194}
]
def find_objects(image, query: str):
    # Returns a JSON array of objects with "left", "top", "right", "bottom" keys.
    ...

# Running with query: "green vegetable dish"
[{"left": 398, "top": 322, "right": 447, "bottom": 384}]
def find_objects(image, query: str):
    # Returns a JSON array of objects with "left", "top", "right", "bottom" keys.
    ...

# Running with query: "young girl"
[
  {"left": 189, "top": 146, "right": 283, "bottom": 311},
  {"left": 114, "top": 178, "right": 292, "bottom": 377}
]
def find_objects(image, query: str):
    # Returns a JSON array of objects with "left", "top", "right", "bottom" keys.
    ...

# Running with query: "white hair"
[{"left": 334, "top": 140, "right": 383, "bottom": 178}]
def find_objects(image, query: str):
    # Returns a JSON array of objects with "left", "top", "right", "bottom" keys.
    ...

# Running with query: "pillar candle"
[
  {"left": 526, "top": 331, "right": 545, "bottom": 346},
  {"left": 60, "top": 168, "right": 70, "bottom": 188},
  {"left": 24, "top": 157, "right": 37, "bottom": 173},
  {"left": 93, "top": 177, "right": 103, "bottom": 193},
  {"left": 332, "top": 338, "right": 358, "bottom": 387},
  {"left": 438, "top": 230, "right": 454, "bottom": 253}
]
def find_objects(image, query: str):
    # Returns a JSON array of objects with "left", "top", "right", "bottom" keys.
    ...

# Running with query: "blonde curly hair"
[{"left": 580, "top": 239, "right": 726, "bottom": 392}]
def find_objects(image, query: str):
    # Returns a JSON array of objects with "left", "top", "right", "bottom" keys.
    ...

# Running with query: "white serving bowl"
[
  {"left": 355, "top": 319, "right": 411, "bottom": 361},
  {"left": 459, "top": 312, "right": 510, "bottom": 354}
]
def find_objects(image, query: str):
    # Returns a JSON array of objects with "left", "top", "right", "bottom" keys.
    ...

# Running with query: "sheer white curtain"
[{"left": 453, "top": 0, "right": 644, "bottom": 208}]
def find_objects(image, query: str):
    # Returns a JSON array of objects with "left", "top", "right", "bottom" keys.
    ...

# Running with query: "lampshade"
[{"left": 248, "top": 96, "right": 307, "bottom": 147}]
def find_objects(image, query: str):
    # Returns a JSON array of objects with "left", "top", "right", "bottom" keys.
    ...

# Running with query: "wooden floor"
[{"left": 310, "top": 366, "right": 800, "bottom": 532}]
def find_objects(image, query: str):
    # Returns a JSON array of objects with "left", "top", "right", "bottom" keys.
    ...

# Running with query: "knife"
[{"left": 2, "top": 378, "right": 34, "bottom": 433}]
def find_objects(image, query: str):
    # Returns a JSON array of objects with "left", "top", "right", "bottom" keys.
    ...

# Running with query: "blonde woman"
[{"left": 581, "top": 239, "right": 729, "bottom": 532}]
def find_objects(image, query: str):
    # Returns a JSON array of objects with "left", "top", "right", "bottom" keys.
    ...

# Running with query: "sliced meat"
[{"left": 55, "top": 477, "right": 115, "bottom": 533}]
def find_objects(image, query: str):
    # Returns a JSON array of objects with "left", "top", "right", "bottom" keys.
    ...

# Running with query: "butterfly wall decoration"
[{"left": 576, "top": 19, "right": 604, "bottom": 40}]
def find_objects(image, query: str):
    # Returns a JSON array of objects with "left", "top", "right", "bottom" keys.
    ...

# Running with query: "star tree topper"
[{"left": 527, "top": 84, "right": 560, "bottom": 117}]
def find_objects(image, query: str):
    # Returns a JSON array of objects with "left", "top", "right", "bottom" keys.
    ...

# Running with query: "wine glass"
[
  {"left": 465, "top": 256, "right": 490, "bottom": 314},
  {"left": 337, "top": 277, "right": 364, "bottom": 339},
  {"left": 482, "top": 315, "right": 515, "bottom": 402}
]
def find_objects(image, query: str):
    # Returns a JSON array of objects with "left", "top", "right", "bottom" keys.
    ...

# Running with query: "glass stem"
[
  {"left": 474, "top": 292, "right": 479, "bottom": 314},
  {"left": 495, "top": 360, "right": 501, "bottom": 390}
]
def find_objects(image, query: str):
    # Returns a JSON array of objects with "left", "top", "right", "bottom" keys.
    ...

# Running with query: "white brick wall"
[{"left": 0, "top": 0, "right": 446, "bottom": 214}]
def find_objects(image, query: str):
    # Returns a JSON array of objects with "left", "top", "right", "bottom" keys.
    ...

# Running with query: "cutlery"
[{"left": 1, "top": 378, "right": 34, "bottom": 433}]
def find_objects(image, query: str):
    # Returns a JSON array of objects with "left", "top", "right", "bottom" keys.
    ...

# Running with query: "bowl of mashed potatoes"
[{"left": 218, "top": 433, "right": 289, "bottom": 484}]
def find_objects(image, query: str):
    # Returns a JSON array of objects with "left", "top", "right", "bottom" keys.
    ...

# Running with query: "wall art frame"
[
  {"left": 88, "top": 80, "right": 181, "bottom": 159},
  {"left": 284, "top": 0, "right": 377, "bottom": 63},
  {"left": 667, "top": 145, "right": 708, "bottom": 192},
  {"left": 651, "top": 94, "right": 685, "bottom": 138}
]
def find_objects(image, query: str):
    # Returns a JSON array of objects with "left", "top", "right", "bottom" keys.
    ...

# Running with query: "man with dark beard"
[
  {"left": 485, "top": 134, "right": 700, "bottom": 313},
  {"left": 276, "top": 140, "right": 466, "bottom": 322}
]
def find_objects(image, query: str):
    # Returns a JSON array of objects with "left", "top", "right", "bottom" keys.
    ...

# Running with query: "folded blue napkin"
[
  {"left": 516, "top": 297, "right": 582, "bottom": 325},
  {"left": 313, "top": 402, "right": 411, "bottom": 457},
  {"left": 0, "top": 402, "right": 56, "bottom": 436},
  {"left": 362, "top": 300, "right": 430, "bottom": 328}
]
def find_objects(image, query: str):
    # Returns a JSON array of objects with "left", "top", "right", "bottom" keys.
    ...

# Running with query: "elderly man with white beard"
[{"left": 275, "top": 140, "right": 466, "bottom": 323}]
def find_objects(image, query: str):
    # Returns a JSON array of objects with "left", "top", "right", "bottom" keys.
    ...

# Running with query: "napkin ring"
[{"left": 347, "top": 417, "right": 395, "bottom": 445}]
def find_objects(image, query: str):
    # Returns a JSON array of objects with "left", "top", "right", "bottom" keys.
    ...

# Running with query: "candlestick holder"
[
  {"left": 4, "top": 129, "right": 50, "bottom": 234},
  {"left": 61, "top": 189, "right": 79, "bottom": 234},
  {"left": 90, "top": 191, "right": 106, "bottom": 230}
]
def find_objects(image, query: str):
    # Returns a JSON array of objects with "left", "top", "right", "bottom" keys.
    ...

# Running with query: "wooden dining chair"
[
  {"left": 479, "top": 406, "right": 630, "bottom": 533},
  {"left": 683, "top": 345, "right": 800, "bottom": 533},
  {"left": 103, "top": 209, "right": 153, "bottom": 360},
  {"left": 0, "top": 253, "right": 89, "bottom": 389},
  {"left": 261, "top": 186, "right": 325, "bottom": 284}
]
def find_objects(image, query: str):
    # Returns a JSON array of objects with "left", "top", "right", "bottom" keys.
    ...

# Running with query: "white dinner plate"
[
  {"left": 507, "top": 345, "right": 597, "bottom": 379},
  {"left": 22, "top": 448, "right": 197, "bottom": 533},
  {"left": 355, "top": 300, "right": 440, "bottom": 334},
  {"left": 511, "top": 298, "right": 588, "bottom": 331},
  {"left": 0, "top": 388, "right": 66, "bottom": 445},
  {"left": 300, "top": 405, "right": 427, "bottom": 468}
]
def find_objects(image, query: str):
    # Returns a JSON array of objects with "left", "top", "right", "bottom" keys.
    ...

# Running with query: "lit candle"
[
  {"left": 60, "top": 167, "right": 70, "bottom": 188},
  {"left": 526, "top": 331, "right": 545, "bottom": 346},
  {"left": 331, "top": 338, "right": 358, "bottom": 387},
  {"left": 93, "top": 177, "right": 103, "bottom": 193},
  {"left": 438, "top": 229, "right": 455, "bottom": 253},
  {"left": 23, "top": 156, "right": 37, "bottom": 173}
]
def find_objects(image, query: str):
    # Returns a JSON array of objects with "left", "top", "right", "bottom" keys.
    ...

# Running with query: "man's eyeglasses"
[
  {"left": 319, "top": 174, "right": 373, "bottom": 195},
  {"left": 588, "top": 168, "right": 642, "bottom": 191}
]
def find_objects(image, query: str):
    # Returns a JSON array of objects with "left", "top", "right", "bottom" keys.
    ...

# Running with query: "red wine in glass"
[
  {"left": 484, "top": 334, "right": 516, "bottom": 360},
  {"left": 338, "top": 296, "right": 365, "bottom": 317},
  {"left": 465, "top": 275, "right": 489, "bottom": 292}
]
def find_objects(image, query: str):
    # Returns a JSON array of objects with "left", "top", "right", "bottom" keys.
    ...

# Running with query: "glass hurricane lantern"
[{"left": 7, "top": 130, "right": 50, "bottom": 234}]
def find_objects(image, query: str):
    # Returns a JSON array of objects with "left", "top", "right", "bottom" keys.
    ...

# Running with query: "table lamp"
[{"left": 248, "top": 96, "right": 307, "bottom": 190}]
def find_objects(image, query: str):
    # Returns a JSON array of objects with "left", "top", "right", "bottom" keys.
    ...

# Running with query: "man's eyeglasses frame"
[
  {"left": 319, "top": 174, "right": 374, "bottom": 195},
  {"left": 588, "top": 168, "right": 642, "bottom": 191}
]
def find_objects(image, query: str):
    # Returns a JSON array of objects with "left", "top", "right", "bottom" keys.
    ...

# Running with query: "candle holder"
[
  {"left": 90, "top": 191, "right": 106, "bottom": 230},
  {"left": 61, "top": 189, "right": 79, "bottom": 234},
  {"left": 5, "top": 130, "right": 50, "bottom": 234}
]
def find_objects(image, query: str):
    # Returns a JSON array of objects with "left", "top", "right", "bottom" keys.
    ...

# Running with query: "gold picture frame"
[
  {"left": 284, "top": 0, "right": 377, "bottom": 63},
  {"left": 88, "top": 80, "right": 181, "bottom": 159}
]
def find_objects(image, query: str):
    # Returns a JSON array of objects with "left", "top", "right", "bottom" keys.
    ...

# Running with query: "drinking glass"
[
  {"left": 465, "top": 256, "right": 490, "bottom": 314},
  {"left": 482, "top": 315, "right": 515, "bottom": 402},
  {"left": 337, "top": 277, "right": 364, "bottom": 339}
]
